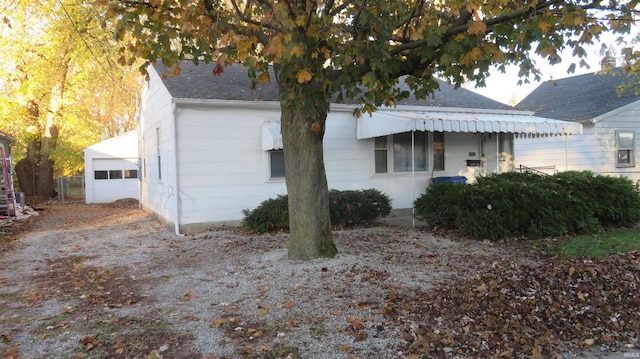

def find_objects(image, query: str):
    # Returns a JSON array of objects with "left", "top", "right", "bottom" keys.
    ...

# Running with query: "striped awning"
[{"left": 356, "top": 110, "right": 583, "bottom": 139}]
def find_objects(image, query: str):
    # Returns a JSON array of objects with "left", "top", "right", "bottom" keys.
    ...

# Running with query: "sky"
[{"left": 466, "top": 32, "right": 638, "bottom": 106}]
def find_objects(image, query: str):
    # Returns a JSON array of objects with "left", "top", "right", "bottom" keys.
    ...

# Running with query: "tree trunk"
[
  {"left": 37, "top": 124, "right": 58, "bottom": 198},
  {"left": 15, "top": 159, "right": 35, "bottom": 196},
  {"left": 279, "top": 84, "right": 337, "bottom": 260}
]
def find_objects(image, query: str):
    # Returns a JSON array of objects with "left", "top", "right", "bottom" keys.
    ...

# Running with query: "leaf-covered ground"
[{"left": 0, "top": 202, "right": 638, "bottom": 358}]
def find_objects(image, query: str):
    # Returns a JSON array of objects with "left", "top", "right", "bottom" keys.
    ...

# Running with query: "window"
[
  {"left": 94, "top": 170, "right": 108, "bottom": 180},
  {"left": 95, "top": 169, "right": 138, "bottom": 180},
  {"left": 617, "top": 130, "right": 635, "bottom": 167},
  {"left": 269, "top": 150, "right": 285, "bottom": 179},
  {"left": 375, "top": 137, "right": 388, "bottom": 173},
  {"left": 109, "top": 170, "right": 123, "bottom": 179},
  {"left": 156, "top": 127, "right": 162, "bottom": 180},
  {"left": 433, "top": 131, "right": 445, "bottom": 171},
  {"left": 124, "top": 169, "right": 138, "bottom": 179},
  {"left": 375, "top": 132, "right": 428, "bottom": 173}
]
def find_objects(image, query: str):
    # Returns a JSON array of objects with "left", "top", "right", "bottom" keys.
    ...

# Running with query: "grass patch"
[{"left": 539, "top": 227, "right": 640, "bottom": 259}]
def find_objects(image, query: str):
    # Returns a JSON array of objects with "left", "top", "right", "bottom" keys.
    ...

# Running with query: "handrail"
[{"left": 518, "top": 164, "right": 556, "bottom": 176}]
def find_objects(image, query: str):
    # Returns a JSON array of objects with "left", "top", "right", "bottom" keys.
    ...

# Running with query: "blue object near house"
[{"left": 431, "top": 176, "right": 467, "bottom": 185}]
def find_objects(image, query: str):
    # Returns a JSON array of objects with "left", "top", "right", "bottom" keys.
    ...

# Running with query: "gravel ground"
[{"left": 0, "top": 201, "right": 638, "bottom": 359}]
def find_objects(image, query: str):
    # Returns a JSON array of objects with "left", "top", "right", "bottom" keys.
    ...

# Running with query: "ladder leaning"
[{"left": 0, "top": 144, "right": 16, "bottom": 221}]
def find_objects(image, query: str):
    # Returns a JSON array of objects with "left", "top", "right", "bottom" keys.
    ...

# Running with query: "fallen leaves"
[{"left": 386, "top": 251, "right": 640, "bottom": 358}]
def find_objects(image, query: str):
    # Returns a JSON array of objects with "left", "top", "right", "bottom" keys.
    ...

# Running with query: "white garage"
[{"left": 83, "top": 131, "right": 139, "bottom": 203}]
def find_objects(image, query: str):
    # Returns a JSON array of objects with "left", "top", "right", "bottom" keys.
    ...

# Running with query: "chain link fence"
[{"left": 57, "top": 176, "right": 85, "bottom": 203}]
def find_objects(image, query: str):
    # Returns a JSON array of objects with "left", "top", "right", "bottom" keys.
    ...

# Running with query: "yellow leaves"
[
  {"left": 289, "top": 45, "right": 304, "bottom": 58},
  {"left": 171, "top": 63, "right": 181, "bottom": 77},
  {"left": 296, "top": 69, "right": 313, "bottom": 84},
  {"left": 237, "top": 36, "right": 258, "bottom": 58},
  {"left": 538, "top": 19, "right": 554, "bottom": 34},
  {"left": 468, "top": 21, "right": 487, "bottom": 35},
  {"left": 258, "top": 71, "right": 270, "bottom": 84},
  {"left": 295, "top": 15, "right": 307, "bottom": 27},
  {"left": 460, "top": 46, "right": 484, "bottom": 66}
]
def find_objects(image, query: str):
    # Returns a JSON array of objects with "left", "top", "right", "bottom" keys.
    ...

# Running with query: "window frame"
[
  {"left": 374, "top": 131, "right": 430, "bottom": 174},
  {"left": 94, "top": 170, "right": 109, "bottom": 180},
  {"left": 616, "top": 130, "right": 635, "bottom": 168},
  {"left": 268, "top": 150, "right": 286, "bottom": 180},
  {"left": 156, "top": 127, "right": 162, "bottom": 180}
]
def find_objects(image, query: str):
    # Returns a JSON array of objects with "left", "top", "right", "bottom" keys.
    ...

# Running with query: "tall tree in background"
[
  {"left": 0, "top": 0, "right": 140, "bottom": 197},
  {"left": 104, "top": 0, "right": 638, "bottom": 260}
]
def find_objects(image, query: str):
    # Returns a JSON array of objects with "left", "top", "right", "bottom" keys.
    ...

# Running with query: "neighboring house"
[
  {"left": 515, "top": 68, "right": 640, "bottom": 179},
  {"left": 83, "top": 131, "right": 140, "bottom": 203},
  {"left": 138, "top": 61, "right": 581, "bottom": 234}
]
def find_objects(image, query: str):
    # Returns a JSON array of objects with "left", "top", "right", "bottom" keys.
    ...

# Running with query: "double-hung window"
[
  {"left": 616, "top": 130, "right": 635, "bottom": 167},
  {"left": 375, "top": 131, "right": 429, "bottom": 173}
]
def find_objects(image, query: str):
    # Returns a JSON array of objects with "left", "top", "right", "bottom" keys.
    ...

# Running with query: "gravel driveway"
[{"left": 0, "top": 202, "right": 638, "bottom": 358}]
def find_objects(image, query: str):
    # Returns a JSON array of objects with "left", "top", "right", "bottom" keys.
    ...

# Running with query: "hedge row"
[
  {"left": 414, "top": 171, "right": 640, "bottom": 241},
  {"left": 242, "top": 188, "right": 392, "bottom": 233}
]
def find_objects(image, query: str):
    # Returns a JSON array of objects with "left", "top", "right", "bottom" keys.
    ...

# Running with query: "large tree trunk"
[
  {"left": 15, "top": 159, "right": 35, "bottom": 196},
  {"left": 278, "top": 78, "right": 337, "bottom": 260},
  {"left": 37, "top": 124, "right": 58, "bottom": 198}
]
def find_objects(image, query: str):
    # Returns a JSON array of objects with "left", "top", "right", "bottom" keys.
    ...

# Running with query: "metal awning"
[
  {"left": 356, "top": 111, "right": 583, "bottom": 139},
  {"left": 262, "top": 121, "right": 283, "bottom": 150}
]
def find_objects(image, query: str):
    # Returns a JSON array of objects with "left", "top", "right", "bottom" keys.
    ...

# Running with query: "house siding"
[
  {"left": 515, "top": 127, "right": 597, "bottom": 173},
  {"left": 593, "top": 102, "right": 640, "bottom": 180},
  {"left": 151, "top": 101, "right": 508, "bottom": 233},
  {"left": 138, "top": 68, "right": 178, "bottom": 227},
  {"left": 137, "top": 65, "right": 561, "bottom": 234},
  {"left": 515, "top": 100, "right": 640, "bottom": 182}
]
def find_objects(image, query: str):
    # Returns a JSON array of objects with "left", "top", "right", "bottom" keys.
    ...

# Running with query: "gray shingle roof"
[
  {"left": 154, "top": 61, "right": 511, "bottom": 110},
  {"left": 515, "top": 68, "right": 640, "bottom": 121}
]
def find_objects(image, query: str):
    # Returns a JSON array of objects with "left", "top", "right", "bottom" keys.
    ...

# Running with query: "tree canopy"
[
  {"left": 103, "top": 0, "right": 639, "bottom": 259},
  {"left": 0, "top": 0, "right": 140, "bottom": 196}
]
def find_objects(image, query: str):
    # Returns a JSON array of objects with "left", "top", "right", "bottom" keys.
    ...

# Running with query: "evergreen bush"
[
  {"left": 243, "top": 189, "right": 392, "bottom": 233},
  {"left": 414, "top": 171, "right": 640, "bottom": 241}
]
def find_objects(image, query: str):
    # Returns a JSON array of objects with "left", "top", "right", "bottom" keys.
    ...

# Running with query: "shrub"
[
  {"left": 415, "top": 171, "right": 640, "bottom": 241},
  {"left": 329, "top": 188, "right": 392, "bottom": 227},
  {"left": 413, "top": 182, "right": 465, "bottom": 228},
  {"left": 242, "top": 195, "right": 289, "bottom": 233},
  {"left": 243, "top": 189, "right": 392, "bottom": 233}
]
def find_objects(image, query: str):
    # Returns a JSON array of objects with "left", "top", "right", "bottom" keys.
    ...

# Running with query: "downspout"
[
  {"left": 172, "top": 103, "right": 184, "bottom": 236},
  {"left": 411, "top": 130, "right": 415, "bottom": 228},
  {"left": 496, "top": 133, "right": 500, "bottom": 174}
]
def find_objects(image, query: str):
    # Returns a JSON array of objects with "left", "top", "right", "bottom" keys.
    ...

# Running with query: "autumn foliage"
[{"left": 415, "top": 171, "right": 640, "bottom": 240}]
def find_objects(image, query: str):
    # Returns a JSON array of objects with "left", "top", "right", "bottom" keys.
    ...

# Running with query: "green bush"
[
  {"left": 242, "top": 189, "right": 392, "bottom": 233},
  {"left": 414, "top": 171, "right": 640, "bottom": 241},
  {"left": 241, "top": 195, "right": 289, "bottom": 233},
  {"left": 329, "top": 188, "right": 392, "bottom": 227},
  {"left": 413, "top": 182, "right": 465, "bottom": 228}
]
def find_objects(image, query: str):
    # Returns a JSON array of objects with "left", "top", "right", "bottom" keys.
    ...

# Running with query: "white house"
[
  {"left": 515, "top": 69, "right": 640, "bottom": 180},
  {"left": 83, "top": 130, "right": 140, "bottom": 203},
  {"left": 138, "top": 61, "right": 582, "bottom": 234}
]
